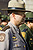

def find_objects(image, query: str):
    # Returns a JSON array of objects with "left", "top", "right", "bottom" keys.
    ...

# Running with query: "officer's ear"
[{"left": 12, "top": 13, "right": 16, "bottom": 19}]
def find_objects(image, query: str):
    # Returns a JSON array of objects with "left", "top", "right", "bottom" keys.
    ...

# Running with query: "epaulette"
[
  {"left": 22, "top": 29, "right": 28, "bottom": 32},
  {"left": 1, "top": 25, "right": 10, "bottom": 31}
]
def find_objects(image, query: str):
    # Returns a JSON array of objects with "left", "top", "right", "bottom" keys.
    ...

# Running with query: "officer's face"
[
  {"left": 14, "top": 12, "right": 24, "bottom": 25},
  {"left": 27, "top": 21, "right": 31, "bottom": 29},
  {"left": 10, "top": 11, "right": 25, "bottom": 26},
  {"left": 30, "top": 21, "right": 33, "bottom": 30},
  {"left": 27, "top": 21, "right": 33, "bottom": 29}
]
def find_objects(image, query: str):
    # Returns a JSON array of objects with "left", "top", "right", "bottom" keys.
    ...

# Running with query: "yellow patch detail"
[
  {"left": 31, "top": 43, "right": 33, "bottom": 44},
  {"left": 30, "top": 38, "right": 32, "bottom": 40},
  {"left": 24, "top": 45, "right": 25, "bottom": 48},
  {"left": 16, "top": 45, "right": 18, "bottom": 47},
  {"left": 21, "top": 32, "right": 26, "bottom": 39},
  {"left": 0, "top": 27, "right": 2, "bottom": 30}
]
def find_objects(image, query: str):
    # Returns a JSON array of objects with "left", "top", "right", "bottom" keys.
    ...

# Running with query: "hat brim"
[
  {"left": 25, "top": 18, "right": 33, "bottom": 20},
  {"left": 1, "top": 7, "right": 31, "bottom": 12}
]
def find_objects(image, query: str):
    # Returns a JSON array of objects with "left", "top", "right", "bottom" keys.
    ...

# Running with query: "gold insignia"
[
  {"left": 21, "top": 32, "right": 26, "bottom": 39},
  {"left": 13, "top": 39, "right": 17, "bottom": 41},
  {"left": 12, "top": 37, "right": 16, "bottom": 39},
  {"left": 0, "top": 33, "right": 5, "bottom": 42},
  {"left": 30, "top": 38, "right": 32, "bottom": 40},
  {"left": 12, "top": 36, "right": 17, "bottom": 41}
]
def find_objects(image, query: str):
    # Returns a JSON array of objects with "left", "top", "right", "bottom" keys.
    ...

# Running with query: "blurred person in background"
[
  {"left": 0, "top": 15, "right": 7, "bottom": 27},
  {"left": 19, "top": 12, "right": 33, "bottom": 50}
]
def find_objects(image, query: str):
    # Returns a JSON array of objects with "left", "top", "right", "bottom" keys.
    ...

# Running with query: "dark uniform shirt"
[{"left": 19, "top": 24, "right": 33, "bottom": 50}]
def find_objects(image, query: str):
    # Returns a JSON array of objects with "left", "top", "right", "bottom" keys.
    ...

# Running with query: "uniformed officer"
[
  {"left": 0, "top": 0, "right": 31, "bottom": 50},
  {"left": 19, "top": 12, "right": 33, "bottom": 50},
  {"left": 25, "top": 12, "right": 33, "bottom": 50}
]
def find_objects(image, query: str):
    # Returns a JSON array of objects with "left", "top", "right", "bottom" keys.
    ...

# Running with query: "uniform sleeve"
[
  {"left": 5, "top": 29, "right": 9, "bottom": 50},
  {"left": 5, "top": 28, "right": 13, "bottom": 50}
]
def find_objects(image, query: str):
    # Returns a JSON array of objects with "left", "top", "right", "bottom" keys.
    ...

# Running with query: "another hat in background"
[
  {"left": 25, "top": 12, "right": 33, "bottom": 20},
  {"left": 1, "top": 15, "right": 7, "bottom": 21}
]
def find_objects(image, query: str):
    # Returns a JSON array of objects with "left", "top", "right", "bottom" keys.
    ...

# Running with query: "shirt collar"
[{"left": 8, "top": 22, "right": 19, "bottom": 32}]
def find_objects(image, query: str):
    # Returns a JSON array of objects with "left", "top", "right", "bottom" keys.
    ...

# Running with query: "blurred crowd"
[{"left": 0, "top": 12, "right": 10, "bottom": 30}]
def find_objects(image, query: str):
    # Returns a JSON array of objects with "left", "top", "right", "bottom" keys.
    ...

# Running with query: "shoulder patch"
[
  {"left": 1, "top": 25, "right": 10, "bottom": 31},
  {"left": 0, "top": 33, "right": 5, "bottom": 42},
  {"left": 21, "top": 32, "right": 26, "bottom": 39}
]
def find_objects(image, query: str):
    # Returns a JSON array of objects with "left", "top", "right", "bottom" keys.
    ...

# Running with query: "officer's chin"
[{"left": 17, "top": 22, "right": 24, "bottom": 26}]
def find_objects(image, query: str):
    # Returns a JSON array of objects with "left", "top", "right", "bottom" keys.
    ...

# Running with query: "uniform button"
[
  {"left": 30, "top": 38, "right": 32, "bottom": 40},
  {"left": 16, "top": 45, "right": 18, "bottom": 47},
  {"left": 24, "top": 45, "right": 25, "bottom": 48}
]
